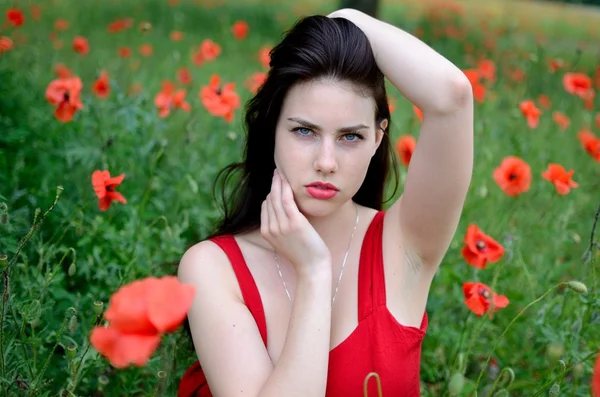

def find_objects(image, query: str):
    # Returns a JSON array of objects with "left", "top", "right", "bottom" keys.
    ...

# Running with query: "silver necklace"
[{"left": 273, "top": 202, "right": 359, "bottom": 305}]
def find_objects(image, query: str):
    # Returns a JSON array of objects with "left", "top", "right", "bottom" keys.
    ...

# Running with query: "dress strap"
[
  {"left": 209, "top": 235, "right": 268, "bottom": 347},
  {"left": 357, "top": 211, "right": 387, "bottom": 322}
]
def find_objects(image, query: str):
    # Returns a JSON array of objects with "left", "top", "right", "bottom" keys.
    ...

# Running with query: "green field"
[{"left": 1, "top": 0, "right": 599, "bottom": 395}]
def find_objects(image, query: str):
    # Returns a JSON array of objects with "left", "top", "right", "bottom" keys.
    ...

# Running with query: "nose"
[{"left": 313, "top": 138, "right": 338, "bottom": 174}]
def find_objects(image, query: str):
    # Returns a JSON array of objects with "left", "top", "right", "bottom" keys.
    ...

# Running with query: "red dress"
[{"left": 178, "top": 211, "right": 428, "bottom": 397}]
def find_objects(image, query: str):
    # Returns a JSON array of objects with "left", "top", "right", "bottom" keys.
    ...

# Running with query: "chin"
[{"left": 295, "top": 195, "right": 341, "bottom": 218}]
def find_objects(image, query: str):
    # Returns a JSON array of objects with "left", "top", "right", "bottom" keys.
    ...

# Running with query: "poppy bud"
[
  {"left": 98, "top": 374, "right": 109, "bottom": 386},
  {"left": 566, "top": 280, "right": 587, "bottom": 294},
  {"left": 0, "top": 204, "right": 8, "bottom": 224},
  {"left": 548, "top": 383, "right": 560, "bottom": 397},
  {"left": 66, "top": 344, "right": 77, "bottom": 359},
  {"left": 477, "top": 185, "right": 488, "bottom": 198},
  {"left": 67, "top": 262, "right": 76, "bottom": 277},
  {"left": 93, "top": 300, "right": 104, "bottom": 315},
  {"left": 33, "top": 208, "right": 42, "bottom": 224},
  {"left": 139, "top": 22, "right": 152, "bottom": 33},
  {"left": 0, "top": 254, "right": 7, "bottom": 269},
  {"left": 546, "top": 343, "right": 564, "bottom": 364},
  {"left": 456, "top": 352, "right": 465, "bottom": 373},
  {"left": 448, "top": 372, "right": 465, "bottom": 396},
  {"left": 68, "top": 314, "right": 78, "bottom": 332}
]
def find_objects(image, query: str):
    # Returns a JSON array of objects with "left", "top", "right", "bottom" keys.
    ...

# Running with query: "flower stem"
[{"left": 474, "top": 282, "right": 565, "bottom": 390}]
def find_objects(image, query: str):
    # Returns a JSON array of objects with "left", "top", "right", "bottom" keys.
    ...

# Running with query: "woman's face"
[{"left": 274, "top": 79, "right": 387, "bottom": 217}]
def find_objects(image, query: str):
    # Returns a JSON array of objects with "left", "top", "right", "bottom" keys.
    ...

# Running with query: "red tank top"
[{"left": 178, "top": 211, "right": 428, "bottom": 397}]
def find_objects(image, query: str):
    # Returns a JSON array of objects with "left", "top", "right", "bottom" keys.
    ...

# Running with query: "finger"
[
  {"left": 260, "top": 200, "right": 269, "bottom": 237},
  {"left": 266, "top": 193, "right": 279, "bottom": 235},
  {"left": 271, "top": 171, "right": 289, "bottom": 229},
  {"left": 280, "top": 176, "right": 298, "bottom": 221}
]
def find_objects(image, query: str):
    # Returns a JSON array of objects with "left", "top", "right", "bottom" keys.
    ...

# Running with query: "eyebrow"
[{"left": 287, "top": 117, "right": 369, "bottom": 133}]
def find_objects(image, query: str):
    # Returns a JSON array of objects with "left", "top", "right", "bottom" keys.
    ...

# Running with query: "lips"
[{"left": 306, "top": 182, "right": 339, "bottom": 191}]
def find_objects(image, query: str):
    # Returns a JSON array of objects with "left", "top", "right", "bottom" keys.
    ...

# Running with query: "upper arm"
[
  {"left": 391, "top": 75, "right": 474, "bottom": 268},
  {"left": 178, "top": 241, "right": 274, "bottom": 397}
]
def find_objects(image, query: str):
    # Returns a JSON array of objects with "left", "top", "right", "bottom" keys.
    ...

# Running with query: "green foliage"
[{"left": 0, "top": 0, "right": 599, "bottom": 396}]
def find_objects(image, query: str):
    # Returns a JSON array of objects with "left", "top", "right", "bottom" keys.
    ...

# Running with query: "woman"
[{"left": 178, "top": 8, "right": 473, "bottom": 397}]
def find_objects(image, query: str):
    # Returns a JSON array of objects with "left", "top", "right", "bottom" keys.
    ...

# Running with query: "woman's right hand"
[{"left": 260, "top": 169, "right": 331, "bottom": 278}]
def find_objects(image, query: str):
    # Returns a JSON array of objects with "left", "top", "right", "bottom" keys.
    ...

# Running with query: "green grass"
[{"left": 0, "top": 0, "right": 599, "bottom": 396}]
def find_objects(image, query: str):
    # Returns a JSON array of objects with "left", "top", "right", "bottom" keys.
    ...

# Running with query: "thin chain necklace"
[{"left": 273, "top": 202, "right": 359, "bottom": 305}]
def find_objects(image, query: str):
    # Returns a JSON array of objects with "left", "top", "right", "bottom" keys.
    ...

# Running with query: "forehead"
[{"left": 280, "top": 79, "right": 376, "bottom": 127}]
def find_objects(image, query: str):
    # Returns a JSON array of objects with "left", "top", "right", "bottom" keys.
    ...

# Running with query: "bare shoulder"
[
  {"left": 178, "top": 239, "right": 242, "bottom": 301},
  {"left": 177, "top": 239, "right": 274, "bottom": 396}
]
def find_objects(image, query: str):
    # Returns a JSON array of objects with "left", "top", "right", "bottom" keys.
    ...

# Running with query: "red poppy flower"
[
  {"left": 0, "top": 36, "right": 13, "bottom": 54},
  {"left": 462, "top": 282, "right": 509, "bottom": 317},
  {"left": 582, "top": 89, "right": 595, "bottom": 111},
  {"left": 54, "top": 19, "right": 70, "bottom": 31},
  {"left": 170, "top": 30, "right": 184, "bottom": 41},
  {"left": 548, "top": 58, "right": 565, "bottom": 73},
  {"left": 54, "top": 63, "right": 72, "bottom": 79},
  {"left": 177, "top": 67, "right": 193, "bottom": 85},
  {"left": 154, "top": 81, "right": 191, "bottom": 117},
  {"left": 520, "top": 100, "right": 542, "bottom": 129},
  {"left": 477, "top": 59, "right": 496, "bottom": 83},
  {"left": 538, "top": 94, "right": 551, "bottom": 109},
  {"left": 91, "top": 170, "right": 127, "bottom": 211},
  {"left": 200, "top": 74, "right": 240, "bottom": 123},
  {"left": 92, "top": 71, "right": 110, "bottom": 99},
  {"left": 45, "top": 77, "right": 84, "bottom": 122},
  {"left": 72, "top": 36, "right": 89, "bottom": 55},
  {"left": 192, "top": 39, "right": 221, "bottom": 66},
  {"left": 395, "top": 135, "right": 416, "bottom": 167},
  {"left": 463, "top": 69, "right": 485, "bottom": 103},
  {"left": 30, "top": 5, "right": 41, "bottom": 21},
  {"left": 593, "top": 351, "right": 600, "bottom": 397},
  {"left": 552, "top": 111, "right": 570, "bottom": 130},
  {"left": 90, "top": 276, "right": 195, "bottom": 368},
  {"left": 6, "top": 8, "right": 25, "bottom": 28},
  {"left": 413, "top": 104, "right": 423, "bottom": 122},
  {"left": 245, "top": 72, "right": 266, "bottom": 94},
  {"left": 118, "top": 47, "right": 131, "bottom": 58},
  {"left": 232, "top": 20, "right": 249, "bottom": 40},
  {"left": 492, "top": 156, "right": 531, "bottom": 197},
  {"left": 139, "top": 44, "right": 153, "bottom": 57},
  {"left": 258, "top": 46, "right": 271, "bottom": 69},
  {"left": 563, "top": 72, "right": 592, "bottom": 98},
  {"left": 107, "top": 18, "right": 133, "bottom": 34},
  {"left": 541, "top": 164, "right": 578, "bottom": 195},
  {"left": 461, "top": 224, "right": 504, "bottom": 269}
]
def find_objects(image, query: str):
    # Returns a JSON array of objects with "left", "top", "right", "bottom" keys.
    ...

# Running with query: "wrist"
[{"left": 296, "top": 260, "right": 332, "bottom": 282}]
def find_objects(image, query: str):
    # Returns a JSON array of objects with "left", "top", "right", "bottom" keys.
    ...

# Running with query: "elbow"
[{"left": 431, "top": 73, "right": 473, "bottom": 114}]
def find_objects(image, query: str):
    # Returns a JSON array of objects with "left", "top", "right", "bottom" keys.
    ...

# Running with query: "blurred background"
[{"left": 1, "top": 0, "right": 599, "bottom": 396}]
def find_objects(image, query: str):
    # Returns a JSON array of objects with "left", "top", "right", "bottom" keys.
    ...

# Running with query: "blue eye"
[
  {"left": 344, "top": 133, "right": 364, "bottom": 142},
  {"left": 293, "top": 127, "right": 313, "bottom": 136}
]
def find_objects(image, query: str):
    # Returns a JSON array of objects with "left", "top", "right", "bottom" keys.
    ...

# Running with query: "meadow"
[{"left": 1, "top": 0, "right": 599, "bottom": 395}]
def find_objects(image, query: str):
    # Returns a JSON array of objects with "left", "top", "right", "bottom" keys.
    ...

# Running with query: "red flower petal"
[
  {"left": 90, "top": 326, "right": 161, "bottom": 368},
  {"left": 104, "top": 280, "right": 157, "bottom": 334},
  {"left": 146, "top": 276, "right": 196, "bottom": 333}
]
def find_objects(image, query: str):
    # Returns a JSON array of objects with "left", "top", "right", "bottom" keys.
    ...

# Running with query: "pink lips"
[{"left": 305, "top": 182, "right": 339, "bottom": 200}]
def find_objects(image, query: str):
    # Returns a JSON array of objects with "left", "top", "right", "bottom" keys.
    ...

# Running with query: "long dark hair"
[{"left": 207, "top": 14, "right": 399, "bottom": 241}]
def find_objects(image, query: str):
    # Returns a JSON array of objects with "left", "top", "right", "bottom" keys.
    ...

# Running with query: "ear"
[{"left": 374, "top": 118, "right": 387, "bottom": 153}]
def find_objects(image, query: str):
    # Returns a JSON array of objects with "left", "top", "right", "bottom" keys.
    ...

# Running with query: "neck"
[{"left": 304, "top": 200, "right": 359, "bottom": 254}]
